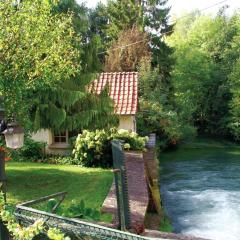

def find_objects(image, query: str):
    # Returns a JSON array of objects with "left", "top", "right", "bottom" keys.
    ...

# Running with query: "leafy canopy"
[
  {"left": 0, "top": 0, "right": 80, "bottom": 123},
  {"left": 0, "top": 0, "right": 117, "bottom": 132},
  {"left": 168, "top": 12, "right": 240, "bottom": 138}
]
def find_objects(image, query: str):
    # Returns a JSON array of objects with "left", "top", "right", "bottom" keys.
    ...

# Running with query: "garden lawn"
[{"left": 6, "top": 162, "right": 113, "bottom": 220}]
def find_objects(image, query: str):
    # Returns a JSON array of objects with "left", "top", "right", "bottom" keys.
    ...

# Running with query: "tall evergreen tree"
[
  {"left": 0, "top": 0, "right": 80, "bottom": 126},
  {"left": 26, "top": 0, "right": 117, "bottom": 133}
]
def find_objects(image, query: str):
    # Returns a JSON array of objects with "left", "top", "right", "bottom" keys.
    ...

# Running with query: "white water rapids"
[{"left": 160, "top": 148, "right": 240, "bottom": 240}]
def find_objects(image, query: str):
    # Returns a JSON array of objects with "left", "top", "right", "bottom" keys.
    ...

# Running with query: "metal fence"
[
  {"left": 111, "top": 140, "right": 131, "bottom": 231},
  {"left": 1, "top": 140, "right": 167, "bottom": 240},
  {"left": 14, "top": 192, "right": 161, "bottom": 240}
]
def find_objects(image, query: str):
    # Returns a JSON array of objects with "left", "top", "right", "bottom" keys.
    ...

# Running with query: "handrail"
[{"left": 15, "top": 202, "right": 166, "bottom": 240}]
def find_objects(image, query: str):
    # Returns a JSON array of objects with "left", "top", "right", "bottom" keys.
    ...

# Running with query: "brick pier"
[{"left": 102, "top": 151, "right": 149, "bottom": 229}]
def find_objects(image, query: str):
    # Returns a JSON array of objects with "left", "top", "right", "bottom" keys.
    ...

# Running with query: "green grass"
[
  {"left": 5, "top": 162, "right": 113, "bottom": 221},
  {"left": 159, "top": 215, "right": 173, "bottom": 233}
]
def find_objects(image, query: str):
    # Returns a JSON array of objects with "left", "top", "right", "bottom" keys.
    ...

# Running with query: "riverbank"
[{"left": 180, "top": 136, "right": 240, "bottom": 149}]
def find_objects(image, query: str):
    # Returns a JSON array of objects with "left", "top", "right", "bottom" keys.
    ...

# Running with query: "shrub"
[
  {"left": 137, "top": 100, "right": 196, "bottom": 149},
  {"left": 73, "top": 128, "right": 148, "bottom": 168},
  {"left": 46, "top": 156, "right": 79, "bottom": 165},
  {"left": 19, "top": 138, "right": 46, "bottom": 160},
  {"left": 0, "top": 137, "right": 4, "bottom": 147},
  {"left": 6, "top": 137, "right": 46, "bottom": 162}
]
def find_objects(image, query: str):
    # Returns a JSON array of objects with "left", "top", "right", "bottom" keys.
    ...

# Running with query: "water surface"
[{"left": 160, "top": 146, "right": 240, "bottom": 240}]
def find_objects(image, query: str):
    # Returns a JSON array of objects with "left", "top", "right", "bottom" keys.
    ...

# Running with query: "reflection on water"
[{"left": 160, "top": 147, "right": 240, "bottom": 240}]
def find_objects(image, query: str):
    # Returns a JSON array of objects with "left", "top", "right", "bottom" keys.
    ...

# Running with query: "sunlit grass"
[{"left": 5, "top": 162, "right": 113, "bottom": 221}]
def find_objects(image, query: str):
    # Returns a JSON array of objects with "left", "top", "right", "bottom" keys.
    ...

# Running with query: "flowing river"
[{"left": 159, "top": 144, "right": 240, "bottom": 240}]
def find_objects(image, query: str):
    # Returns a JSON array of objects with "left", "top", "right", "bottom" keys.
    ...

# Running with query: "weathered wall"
[
  {"left": 31, "top": 129, "right": 71, "bottom": 155},
  {"left": 31, "top": 129, "right": 52, "bottom": 145},
  {"left": 118, "top": 115, "right": 136, "bottom": 132}
]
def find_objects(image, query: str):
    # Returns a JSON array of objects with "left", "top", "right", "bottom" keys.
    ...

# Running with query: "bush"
[
  {"left": 73, "top": 128, "right": 148, "bottom": 168},
  {"left": 0, "top": 136, "right": 5, "bottom": 147},
  {"left": 7, "top": 138, "right": 46, "bottom": 162},
  {"left": 19, "top": 138, "right": 46, "bottom": 160},
  {"left": 46, "top": 156, "right": 78, "bottom": 165},
  {"left": 137, "top": 100, "right": 196, "bottom": 149}
]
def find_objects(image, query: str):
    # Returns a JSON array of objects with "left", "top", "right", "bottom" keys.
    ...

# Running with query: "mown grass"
[{"left": 5, "top": 162, "right": 113, "bottom": 221}]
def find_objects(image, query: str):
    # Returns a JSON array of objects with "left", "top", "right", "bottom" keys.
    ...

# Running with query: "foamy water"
[{"left": 160, "top": 148, "right": 240, "bottom": 240}]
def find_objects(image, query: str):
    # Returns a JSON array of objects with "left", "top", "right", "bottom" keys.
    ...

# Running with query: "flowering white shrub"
[{"left": 73, "top": 128, "right": 148, "bottom": 167}]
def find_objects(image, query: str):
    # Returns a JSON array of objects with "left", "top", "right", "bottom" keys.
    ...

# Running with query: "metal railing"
[
  {"left": 111, "top": 140, "right": 131, "bottom": 231},
  {"left": 14, "top": 192, "right": 162, "bottom": 240}
]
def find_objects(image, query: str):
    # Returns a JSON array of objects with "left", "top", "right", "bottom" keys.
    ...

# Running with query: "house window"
[{"left": 53, "top": 132, "right": 68, "bottom": 144}]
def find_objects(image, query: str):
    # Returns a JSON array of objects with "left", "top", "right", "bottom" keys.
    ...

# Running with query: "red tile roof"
[{"left": 90, "top": 72, "right": 138, "bottom": 115}]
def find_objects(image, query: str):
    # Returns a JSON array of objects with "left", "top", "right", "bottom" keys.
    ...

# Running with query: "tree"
[
  {"left": 226, "top": 14, "right": 240, "bottom": 139},
  {"left": 52, "top": 0, "right": 102, "bottom": 73},
  {"left": 137, "top": 57, "right": 195, "bottom": 147},
  {"left": 103, "top": 0, "right": 143, "bottom": 41},
  {"left": 29, "top": 0, "right": 117, "bottom": 133},
  {"left": 0, "top": 0, "right": 80, "bottom": 125},
  {"left": 168, "top": 12, "right": 240, "bottom": 137},
  {"left": 95, "top": 0, "right": 174, "bottom": 81},
  {"left": 228, "top": 59, "right": 240, "bottom": 140},
  {"left": 104, "top": 27, "right": 150, "bottom": 72},
  {"left": 0, "top": 0, "right": 116, "bottom": 132}
]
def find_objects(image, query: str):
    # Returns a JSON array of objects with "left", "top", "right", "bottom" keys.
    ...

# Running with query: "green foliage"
[
  {"left": 137, "top": 100, "right": 196, "bottom": 148},
  {"left": 19, "top": 138, "right": 46, "bottom": 160},
  {"left": 8, "top": 138, "right": 45, "bottom": 162},
  {"left": 0, "top": 0, "right": 116, "bottom": 133},
  {"left": 137, "top": 58, "right": 195, "bottom": 148},
  {"left": 92, "top": 0, "right": 173, "bottom": 82},
  {"left": 168, "top": 12, "right": 240, "bottom": 138},
  {"left": 0, "top": 0, "right": 80, "bottom": 125},
  {"left": 103, "top": 0, "right": 143, "bottom": 41},
  {"left": 44, "top": 198, "right": 101, "bottom": 222},
  {"left": 0, "top": 193, "right": 70, "bottom": 240},
  {"left": 0, "top": 137, "right": 4, "bottom": 147},
  {"left": 28, "top": 1, "right": 117, "bottom": 133},
  {"left": 30, "top": 83, "right": 117, "bottom": 133},
  {"left": 159, "top": 214, "right": 173, "bottom": 233},
  {"left": 45, "top": 156, "right": 77, "bottom": 165},
  {"left": 228, "top": 58, "right": 240, "bottom": 139},
  {"left": 67, "top": 200, "right": 101, "bottom": 221},
  {"left": 73, "top": 128, "right": 148, "bottom": 168}
]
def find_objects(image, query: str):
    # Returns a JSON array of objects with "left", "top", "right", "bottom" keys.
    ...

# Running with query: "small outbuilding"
[
  {"left": 31, "top": 72, "right": 139, "bottom": 155},
  {"left": 90, "top": 72, "right": 138, "bottom": 132}
]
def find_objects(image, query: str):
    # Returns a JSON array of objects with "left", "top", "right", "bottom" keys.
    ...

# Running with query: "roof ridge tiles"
[
  {"left": 101, "top": 71, "right": 138, "bottom": 74},
  {"left": 93, "top": 72, "right": 138, "bottom": 115}
]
